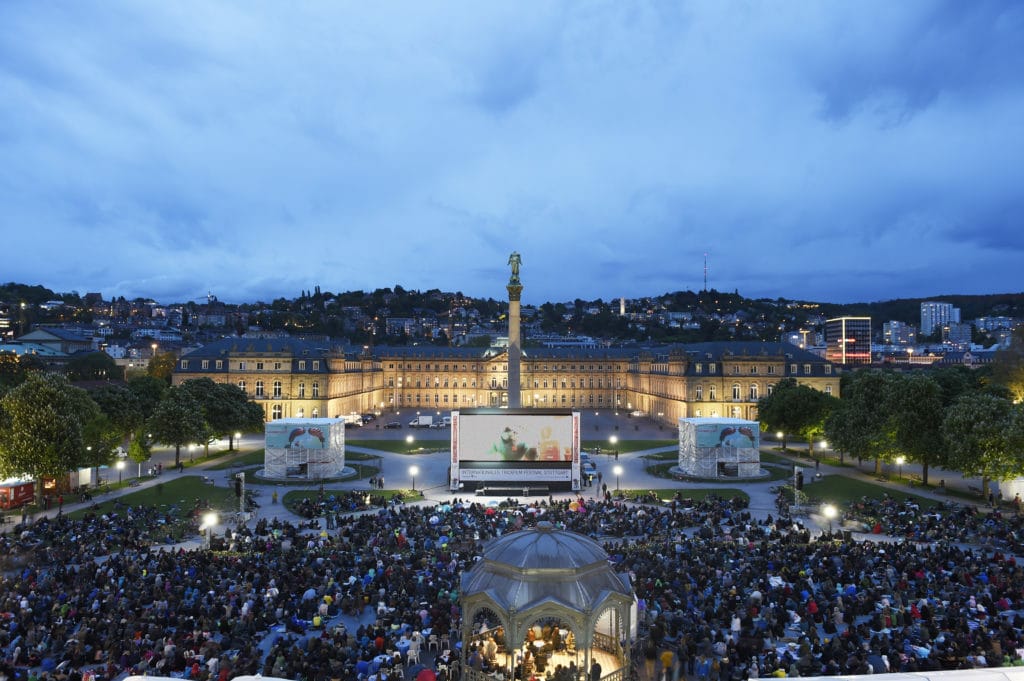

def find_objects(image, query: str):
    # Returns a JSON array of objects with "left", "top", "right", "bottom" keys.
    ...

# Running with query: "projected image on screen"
[{"left": 459, "top": 413, "right": 574, "bottom": 462}]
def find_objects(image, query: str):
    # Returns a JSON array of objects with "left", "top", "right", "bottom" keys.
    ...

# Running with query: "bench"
[{"left": 475, "top": 485, "right": 550, "bottom": 497}]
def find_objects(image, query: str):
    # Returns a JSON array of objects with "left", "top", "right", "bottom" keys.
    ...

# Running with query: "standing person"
[
  {"left": 660, "top": 647, "right": 676, "bottom": 681},
  {"left": 590, "top": 659, "right": 602, "bottom": 681}
]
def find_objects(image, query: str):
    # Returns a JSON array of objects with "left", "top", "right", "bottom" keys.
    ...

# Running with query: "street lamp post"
[
  {"left": 202, "top": 511, "right": 218, "bottom": 550},
  {"left": 116, "top": 459, "right": 125, "bottom": 486},
  {"left": 895, "top": 455, "right": 905, "bottom": 480},
  {"left": 822, "top": 504, "right": 837, "bottom": 535},
  {"left": 613, "top": 465, "right": 623, "bottom": 492},
  {"left": 609, "top": 434, "right": 618, "bottom": 459},
  {"left": 410, "top": 465, "right": 419, "bottom": 492},
  {"left": 776, "top": 431, "right": 785, "bottom": 450}
]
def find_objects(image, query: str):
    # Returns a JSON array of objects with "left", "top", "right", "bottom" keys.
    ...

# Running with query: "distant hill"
[{"left": 816, "top": 293, "right": 1024, "bottom": 324}]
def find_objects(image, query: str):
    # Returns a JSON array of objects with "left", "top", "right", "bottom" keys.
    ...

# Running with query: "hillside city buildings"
[{"left": 1, "top": 289, "right": 1020, "bottom": 405}]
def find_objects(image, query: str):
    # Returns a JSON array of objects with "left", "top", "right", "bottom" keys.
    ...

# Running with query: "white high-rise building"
[{"left": 920, "top": 302, "right": 960, "bottom": 337}]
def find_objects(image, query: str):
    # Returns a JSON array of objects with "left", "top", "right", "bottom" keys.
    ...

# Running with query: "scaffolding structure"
[
  {"left": 678, "top": 417, "right": 761, "bottom": 479},
  {"left": 263, "top": 418, "right": 345, "bottom": 480}
]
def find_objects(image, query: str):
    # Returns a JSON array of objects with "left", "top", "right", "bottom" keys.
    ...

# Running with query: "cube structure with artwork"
[
  {"left": 263, "top": 418, "right": 346, "bottom": 480},
  {"left": 678, "top": 417, "right": 761, "bottom": 478}
]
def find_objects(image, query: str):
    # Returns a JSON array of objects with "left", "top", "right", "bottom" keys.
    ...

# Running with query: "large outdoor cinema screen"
[{"left": 450, "top": 409, "right": 581, "bottom": 490}]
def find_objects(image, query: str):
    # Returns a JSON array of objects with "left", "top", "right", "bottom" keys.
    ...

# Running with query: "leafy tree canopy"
[
  {"left": 0, "top": 373, "right": 112, "bottom": 489},
  {"left": 65, "top": 351, "right": 123, "bottom": 382}
]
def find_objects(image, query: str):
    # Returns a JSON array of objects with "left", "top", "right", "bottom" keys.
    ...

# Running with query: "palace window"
[
  {"left": 201, "top": 360, "right": 209, "bottom": 370},
  {"left": 180, "top": 360, "right": 189, "bottom": 370},
  {"left": 696, "top": 385, "right": 703, "bottom": 400},
  {"left": 749, "top": 384, "right": 759, "bottom": 400},
  {"left": 256, "top": 362, "right": 264, "bottom": 370},
  {"left": 298, "top": 383, "right": 305, "bottom": 398},
  {"left": 312, "top": 382, "right": 320, "bottom": 398},
  {"left": 732, "top": 384, "right": 741, "bottom": 400},
  {"left": 237, "top": 380, "right": 246, "bottom": 392},
  {"left": 272, "top": 405, "right": 282, "bottom": 419},
  {"left": 273, "top": 381, "right": 282, "bottom": 398},
  {"left": 255, "top": 380, "right": 264, "bottom": 397}
]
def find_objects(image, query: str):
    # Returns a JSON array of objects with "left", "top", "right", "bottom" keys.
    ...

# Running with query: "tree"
[
  {"left": 65, "top": 351, "right": 123, "bottom": 381},
  {"left": 992, "top": 327, "right": 1024, "bottom": 404},
  {"left": 147, "top": 386, "right": 205, "bottom": 467},
  {"left": 0, "top": 373, "right": 110, "bottom": 500},
  {"left": 181, "top": 378, "right": 264, "bottom": 453},
  {"left": 825, "top": 370, "right": 898, "bottom": 473},
  {"left": 0, "top": 352, "right": 29, "bottom": 394},
  {"left": 128, "top": 375, "right": 167, "bottom": 421},
  {"left": 942, "top": 392, "right": 1024, "bottom": 497},
  {"left": 757, "top": 378, "right": 837, "bottom": 453},
  {"left": 147, "top": 351, "right": 177, "bottom": 384},
  {"left": 88, "top": 383, "right": 144, "bottom": 448},
  {"left": 886, "top": 372, "right": 947, "bottom": 485},
  {"left": 210, "top": 382, "right": 264, "bottom": 451}
]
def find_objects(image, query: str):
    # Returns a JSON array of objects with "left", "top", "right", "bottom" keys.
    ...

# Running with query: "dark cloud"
[{"left": 0, "top": 2, "right": 1021, "bottom": 305}]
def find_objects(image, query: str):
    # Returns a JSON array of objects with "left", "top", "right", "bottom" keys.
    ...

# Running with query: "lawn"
[
  {"left": 615, "top": 488, "right": 749, "bottom": 503},
  {"left": 207, "top": 449, "right": 266, "bottom": 469},
  {"left": 347, "top": 439, "right": 449, "bottom": 454},
  {"left": 799, "top": 474, "right": 943, "bottom": 509},
  {"left": 581, "top": 439, "right": 675, "bottom": 453},
  {"left": 281, "top": 487, "right": 419, "bottom": 515},
  {"left": 61, "top": 476, "right": 240, "bottom": 541},
  {"left": 67, "top": 476, "right": 239, "bottom": 516}
]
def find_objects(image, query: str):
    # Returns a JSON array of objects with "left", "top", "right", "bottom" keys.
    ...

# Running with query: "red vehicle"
[{"left": 0, "top": 480, "right": 35, "bottom": 510}]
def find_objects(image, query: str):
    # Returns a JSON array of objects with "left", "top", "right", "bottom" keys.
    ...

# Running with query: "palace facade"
[{"left": 171, "top": 338, "right": 840, "bottom": 426}]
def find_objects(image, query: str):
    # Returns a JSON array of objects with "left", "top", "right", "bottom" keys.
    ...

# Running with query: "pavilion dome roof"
[{"left": 461, "top": 521, "right": 632, "bottom": 614}]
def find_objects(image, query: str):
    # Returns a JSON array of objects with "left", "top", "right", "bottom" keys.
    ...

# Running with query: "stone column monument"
[{"left": 507, "top": 251, "right": 522, "bottom": 408}]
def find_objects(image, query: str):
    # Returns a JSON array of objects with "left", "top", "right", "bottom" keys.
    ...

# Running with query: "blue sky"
[{"left": 2, "top": 1, "right": 1022, "bottom": 306}]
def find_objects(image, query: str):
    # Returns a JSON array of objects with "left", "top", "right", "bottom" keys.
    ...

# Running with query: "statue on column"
[{"left": 508, "top": 251, "right": 522, "bottom": 284}]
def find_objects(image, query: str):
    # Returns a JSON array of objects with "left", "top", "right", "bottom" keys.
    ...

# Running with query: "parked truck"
[{"left": 408, "top": 415, "right": 434, "bottom": 428}]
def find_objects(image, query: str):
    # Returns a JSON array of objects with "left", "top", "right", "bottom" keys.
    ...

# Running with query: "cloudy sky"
[{"left": 2, "top": 1, "right": 1022, "bottom": 306}]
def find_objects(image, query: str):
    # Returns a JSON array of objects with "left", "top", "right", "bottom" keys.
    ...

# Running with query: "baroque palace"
[{"left": 171, "top": 338, "right": 840, "bottom": 425}]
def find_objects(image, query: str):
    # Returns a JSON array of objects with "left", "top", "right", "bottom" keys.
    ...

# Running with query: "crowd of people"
[{"left": 3, "top": 486, "right": 1024, "bottom": 681}]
